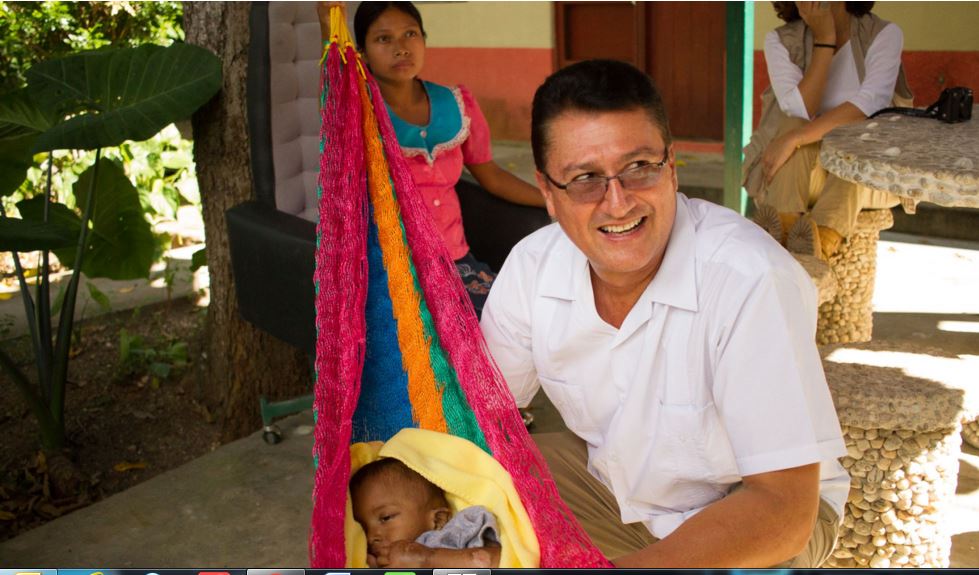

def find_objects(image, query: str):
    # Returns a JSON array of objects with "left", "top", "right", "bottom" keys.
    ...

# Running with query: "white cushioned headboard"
[{"left": 268, "top": 2, "right": 354, "bottom": 222}]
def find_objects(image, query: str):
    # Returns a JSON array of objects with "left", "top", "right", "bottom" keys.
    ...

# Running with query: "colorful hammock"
[{"left": 309, "top": 7, "right": 611, "bottom": 568}]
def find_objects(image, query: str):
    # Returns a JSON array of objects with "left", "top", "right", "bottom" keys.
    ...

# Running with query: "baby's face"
[{"left": 352, "top": 473, "right": 438, "bottom": 553}]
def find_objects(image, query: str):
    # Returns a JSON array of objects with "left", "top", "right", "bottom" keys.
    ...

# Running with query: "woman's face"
[{"left": 361, "top": 8, "right": 426, "bottom": 85}]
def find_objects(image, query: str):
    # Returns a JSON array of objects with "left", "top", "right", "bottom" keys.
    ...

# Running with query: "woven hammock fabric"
[{"left": 310, "top": 22, "right": 612, "bottom": 568}]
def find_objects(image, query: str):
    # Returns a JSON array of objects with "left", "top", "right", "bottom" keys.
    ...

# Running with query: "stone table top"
[
  {"left": 820, "top": 108, "right": 979, "bottom": 209},
  {"left": 822, "top": 340, "right": 979, "bottom": 432}
]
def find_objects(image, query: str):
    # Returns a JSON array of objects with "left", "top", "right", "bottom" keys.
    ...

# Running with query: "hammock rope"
[{"left": 309, "top": 8, "right": 612, "bottom": 568}]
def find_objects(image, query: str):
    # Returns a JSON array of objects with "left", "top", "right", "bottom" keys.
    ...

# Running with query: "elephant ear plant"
[{"left": 0, "top": 43, "right": 221, "bottom": 488}]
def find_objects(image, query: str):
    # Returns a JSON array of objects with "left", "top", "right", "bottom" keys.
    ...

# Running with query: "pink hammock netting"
[{"left": 308, "top": 33, "right": 612, "bottom": 569}]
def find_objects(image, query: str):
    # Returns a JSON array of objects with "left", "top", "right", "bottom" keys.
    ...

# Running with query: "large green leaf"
[
  {"left": 0, "top": 216, "right": 77, "bottom": 252},
  {"left": 0, "top": 132, "right": 37, "bottom": 197},
  {"left": 0, "top": 88, "right": 57, "bottom": 196},
  {"left": 15, "top": 196, "right": 83, "bottom": 265},
  {"left": 27, "top": 43, "right": 222, "bottom": 152},
  {"left": 0, "top": 87, "right": 57, "bottom": 133},
  {"left": 73, "top": 158, "right": 156, "bottom": 280}
]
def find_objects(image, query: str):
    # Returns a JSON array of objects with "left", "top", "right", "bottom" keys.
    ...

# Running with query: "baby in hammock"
[{"left": 350, "top": 457, "right": 502, "bottom": 568}]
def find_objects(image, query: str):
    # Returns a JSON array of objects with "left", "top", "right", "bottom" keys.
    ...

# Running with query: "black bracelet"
[{"left": 813, "top": 43, "right": 836, "bottom": 50}]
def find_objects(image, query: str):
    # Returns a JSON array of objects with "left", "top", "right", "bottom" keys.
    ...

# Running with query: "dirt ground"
[{"left": 0, "top": 296, "right": 222, "bottom": 542}]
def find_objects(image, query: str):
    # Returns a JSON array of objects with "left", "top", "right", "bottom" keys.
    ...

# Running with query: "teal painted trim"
[
  {"left": 260, "top": 394, "right": 314, "bottom": 426},
  {"left": 723, "top": 1, "right": 754, "bottom": 215}
]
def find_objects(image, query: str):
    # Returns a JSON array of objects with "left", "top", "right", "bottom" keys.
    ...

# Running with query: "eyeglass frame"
[{"left": 541, "top": 150, "right": 672, "bottom": 203}]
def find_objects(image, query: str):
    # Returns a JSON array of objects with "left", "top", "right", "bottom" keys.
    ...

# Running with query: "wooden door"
[
  {"left": 555, "top": 2, "right": 725, "bottom": 141},
  {"left": 555, "top": 2, "right": 646, "bottom": 69}
]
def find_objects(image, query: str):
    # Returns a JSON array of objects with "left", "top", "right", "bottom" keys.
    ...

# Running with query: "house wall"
[
  {"left": 414, "top": 2, "right": 979, "bottom": 140},
  {"left": 418, "top": 2, "right": 554, "bottom": 141}
]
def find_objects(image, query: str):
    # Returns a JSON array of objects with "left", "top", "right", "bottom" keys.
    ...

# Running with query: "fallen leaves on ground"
[{"left": 113, "top": 461, "right": 148, "bottom": 472}]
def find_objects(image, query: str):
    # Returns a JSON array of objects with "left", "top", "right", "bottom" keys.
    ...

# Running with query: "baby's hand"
[{"left": 376, "top": 540, "right": 435, "bottom": 568}]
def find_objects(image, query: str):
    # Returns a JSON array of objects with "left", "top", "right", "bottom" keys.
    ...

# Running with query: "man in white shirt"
[{"left": 480, "top": 59, "right": 849, "bottom": 567}]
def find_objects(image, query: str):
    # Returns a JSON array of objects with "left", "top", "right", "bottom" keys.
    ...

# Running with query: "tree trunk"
[{"left": 183, "top": 2, "right": 309, "bottom": 441}]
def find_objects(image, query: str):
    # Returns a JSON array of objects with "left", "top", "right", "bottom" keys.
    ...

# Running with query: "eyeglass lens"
[{"left": 567, "top": 164, "right": 663, "bottom": 202}]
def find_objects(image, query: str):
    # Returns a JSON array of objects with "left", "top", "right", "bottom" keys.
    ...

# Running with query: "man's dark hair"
[
  {"left": 772, "top": 2, "right": 875, "bottom": 23},
  {"left": 354, "top": 1, "right": 427, "bottom": 51},
  {"left": 531, "top": 59, "right": 672, "bottom": 171},
  {"left": 349, "top": 457, "right": 446, "bottom": 508}
]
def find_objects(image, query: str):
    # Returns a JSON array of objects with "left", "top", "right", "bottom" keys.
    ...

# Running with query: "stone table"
[
  {"left": 820, "top": 108, "right": 979, "bottom": 213},
  {"left": 821, "top": 111, "right": 979, "bottom": 446}
]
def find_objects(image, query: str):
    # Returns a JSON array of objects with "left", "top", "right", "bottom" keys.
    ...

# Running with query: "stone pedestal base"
[
  {"left": 817, "top": 210, "right": 894, "bottom": 345},
  {"left": 824, "top": 360, "right": 967, "bottom": 568},
  {"left": 829, "top": 425, "right": 960, "bottom": 568},
  {"left": 963, "top": 419, "right": 979, "bottom": 450}
]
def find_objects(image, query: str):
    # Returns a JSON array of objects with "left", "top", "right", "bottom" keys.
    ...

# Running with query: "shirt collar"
[
  {"left": 644, "top": 193, "right": 699, "bottom": 313},
  {"left": 538, "top": 194, "right": 700, "bottom": 315}
]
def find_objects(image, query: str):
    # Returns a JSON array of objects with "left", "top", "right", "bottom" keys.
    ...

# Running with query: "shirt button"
[
  {"left": 433, "top": 199, "right": 441, "bottom": 207},
  {"left": 420, "top": 129, "right": 427, "bottom": 138}
]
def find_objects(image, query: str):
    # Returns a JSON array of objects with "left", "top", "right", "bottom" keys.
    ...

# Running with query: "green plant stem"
[
  {"left": 0, "top": 203, "right": 46, "bottom": 389},
  {"left": 51, "top": 148, "right": 101, "bottom": 429},
  {"left": 0, "top": 346, "right": 61, "bottom": 450},
  {"left": 37, "top": 154, "right": 55, "bottom": 400}
]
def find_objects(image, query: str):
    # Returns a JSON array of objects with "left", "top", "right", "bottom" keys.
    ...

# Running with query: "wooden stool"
[
  {"left": 817, "top": 210, "right": 894, "bottom": 345},
  {"left": 823, "top": 359, "right": 969, "bottom": 568}
]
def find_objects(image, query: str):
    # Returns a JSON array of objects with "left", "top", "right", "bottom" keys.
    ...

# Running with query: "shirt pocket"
[
  {"left": 648, "top": 400, "right": 741, "bottom": 504},
  {"left": 537, "top": 375, "right": 601, "bottom": 437}
]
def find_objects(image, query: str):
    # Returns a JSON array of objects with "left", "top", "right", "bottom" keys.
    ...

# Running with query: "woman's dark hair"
[
  {"left": 772, "top": 2, "right": 875, "bottom": 23},
  {"left": 531, "top": 59, "right": 672, "bottom": 171},
  {"left": 354, "top": 1, "right": 427, "bottom": 50}
]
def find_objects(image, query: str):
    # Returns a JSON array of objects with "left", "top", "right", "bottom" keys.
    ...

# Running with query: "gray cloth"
[{"left": 415, "top": 505, "right": 499, "bottom": 550}]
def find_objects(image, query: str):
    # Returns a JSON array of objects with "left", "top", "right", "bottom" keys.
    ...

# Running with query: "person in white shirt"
[
  {"left": 480, "top": 59, "right": 849, "bottom": 567},
  {"left": 742, "top": 1, "right": 912, "bottom": 261}
]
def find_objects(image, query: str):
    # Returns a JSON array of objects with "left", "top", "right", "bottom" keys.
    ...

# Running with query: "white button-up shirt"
[{"left": 481, "top": 194, "right": 849, "bottom": 539}]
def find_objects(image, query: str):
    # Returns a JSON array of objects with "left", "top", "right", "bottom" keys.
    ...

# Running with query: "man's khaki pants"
[
  {"left": 765, "top": 116, "right": 898, "bottom": 237},
  {"left": 534, "top": 431, "right": 840, "bottom": 567}
]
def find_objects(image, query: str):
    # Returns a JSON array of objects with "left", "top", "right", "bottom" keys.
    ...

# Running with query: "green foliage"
[
  {"left": 69, "top": 158, "right": 158, "bottom": 280},
  {"left": 0, "top": 1, "right": 183, "bottom": 93},
  {"left": 86, "top": 283, "right": 111, "bottom": 314},
  {"left": 0, "top": 41, "right": 221, "bottom": 454},
  {"left": 0, "top": 215, "right": 75, "bottom": 251},
  {"left": 29, "top": 44, "right": 222, "bottom": 152},
  {"left": 5, "top": 124, "right": 198, "bottom": 237},
  {"left": 119, "top": 327, "right": 189, "bottom": 387},
  {"left": 190, "top": 247, "right": 207, "bottom": 272},
  {"left": 0, "top": 44, "right": 220, "bottom": 261},
  {"left": 120, "top": 124, "right": 198, "bottom": 225}
]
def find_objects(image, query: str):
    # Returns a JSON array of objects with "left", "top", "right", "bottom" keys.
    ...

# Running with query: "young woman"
[
  {"left": 320, "top": 1, "right": 544, "bottom": 316},
  {"left": 743, "top": 1, "right": 912, "bottom": 260}
]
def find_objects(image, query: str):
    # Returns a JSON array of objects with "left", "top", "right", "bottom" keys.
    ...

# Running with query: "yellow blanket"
[{"left": 346, "top": 428, "right": 540, "bottom": 568}]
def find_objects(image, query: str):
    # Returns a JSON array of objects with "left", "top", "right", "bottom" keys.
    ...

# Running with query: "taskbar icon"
[
  {"left": 246, "top": 569, "right": 305, "bottom": 575},
  {"left": 0, "top": 570, "right": 58, "bottom": 575}
]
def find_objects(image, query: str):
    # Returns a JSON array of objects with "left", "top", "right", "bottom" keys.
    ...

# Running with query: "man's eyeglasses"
[{"left": 542, "top": 153, "right": 670, "bottom": 204}]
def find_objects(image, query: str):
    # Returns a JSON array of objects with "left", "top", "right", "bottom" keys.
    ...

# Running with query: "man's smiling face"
[{"left": 536, "top": 107, "right": 677, "bottom": 289}]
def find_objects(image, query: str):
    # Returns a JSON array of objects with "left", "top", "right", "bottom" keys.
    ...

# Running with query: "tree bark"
[{"left": 183, "top": 2, "right": 309, "bottom": 441}]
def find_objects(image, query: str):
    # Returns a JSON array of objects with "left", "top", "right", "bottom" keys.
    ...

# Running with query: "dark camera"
[{"left": 930, "top": 87, "right": 973, "bottom": 123}]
